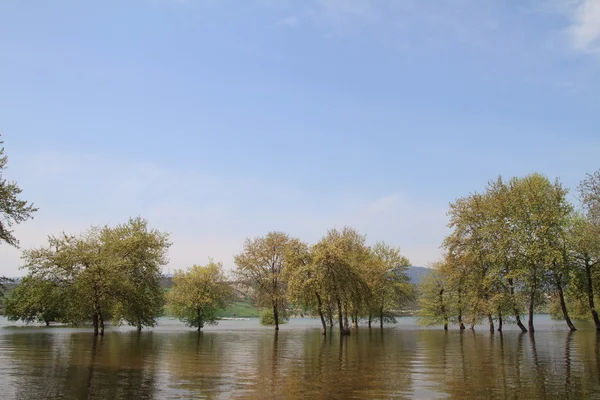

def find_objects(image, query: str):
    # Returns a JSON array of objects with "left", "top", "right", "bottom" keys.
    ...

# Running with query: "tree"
[
  {"left": 102, "top": 217, "right": 171, "bottom": 331},
  {"left": 22, "top": 218, "right": 170, "bottom": 335},
  {"left": 569, "top": 213, "right": 600, "bottom": 329},
  {"left": 418, "top": 263, "right": 450, "bottom": 330},
  {"left": 167, "top": 261, "right": 233, "bottom": 331},
  {"left": 284, "top": 238, "right": 330, "bottom": 334},
  {"left": 4, "top": 275, "right": 70, "bottom": 326},
  {"left": 0, "top": 137, "right": 37, "bottom": 248},
  {"left": 366, "top": 242, "right": 412, "bottom": 328},
  {"left": 311, "top": 227, "right": 370, "bottom": 335},
  {"left": 579, "top": 169, "right": 600, "bottom": 226},
  {"left": 234, "top": 232, "right": 293, "bottom": 331},
  {"left": 441, "top": 174, "right": 575, "bottom": 333}
]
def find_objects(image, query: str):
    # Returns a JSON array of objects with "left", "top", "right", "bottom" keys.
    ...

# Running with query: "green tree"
[
  {"left": 284, "top": 238, "right": 330, "bottom": 334},
  {"left": 234, "top": 232, "right": 293, "bottom": 331},
  {"left": 568, "top": 213, "right": 600, "bottom": 329},
  {"left": 0, "top": 138, "right": 37, "bottom": 248},
  {"left": 4, "top": 275, "right": 70, "bottom": 326},
  {"left": 366, "top": 242, "right": 412, "bottom": 328},
  {"left": 311, "top": 227, "right": 370, "bottom": 335},
  {"left": 22, "top": 218, "right": 170, "bottom": 335},
  {"left": 167, "top": 261, "right": 233, "bottom": 331},
  {"left": 0, "top": 137, "right": 37, "bottom": 301},
  {"left": 103, "top": 217, "right": 171, "bottom": 331},
  {"left": 418, "top": 263, "right": 450, "bottom": 330}
]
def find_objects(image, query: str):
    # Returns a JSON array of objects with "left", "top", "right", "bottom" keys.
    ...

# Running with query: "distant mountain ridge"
[{"left": 405, "top": 266, "right": 430, "bottom": 284}]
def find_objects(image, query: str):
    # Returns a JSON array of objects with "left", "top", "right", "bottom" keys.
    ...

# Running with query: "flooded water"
[{"left": 1, "top": 316, "right": 599, "bottom": 399}]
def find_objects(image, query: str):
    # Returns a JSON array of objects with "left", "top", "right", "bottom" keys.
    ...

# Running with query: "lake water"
[{"left": 1, "top": 316, "right": 599, "bottom": 399}]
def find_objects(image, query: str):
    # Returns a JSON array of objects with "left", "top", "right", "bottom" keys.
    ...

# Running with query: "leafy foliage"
[{"left": 167, "top": 261, "right": 234, "bottom": 331}]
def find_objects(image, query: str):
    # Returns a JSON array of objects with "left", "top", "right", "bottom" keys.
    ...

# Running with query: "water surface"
[{"left": 1, "top": 316, "right": 599, "bottom": 399}]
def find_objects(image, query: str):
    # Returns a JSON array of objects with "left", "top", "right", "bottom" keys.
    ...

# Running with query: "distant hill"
[{"left": 406, "top": 266, "right": 430, "bottom": 284}]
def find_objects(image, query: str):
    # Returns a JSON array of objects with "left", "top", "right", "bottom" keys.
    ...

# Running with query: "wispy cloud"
[{"left": 563, "top": 0, "right": 600, "bottom": 53}]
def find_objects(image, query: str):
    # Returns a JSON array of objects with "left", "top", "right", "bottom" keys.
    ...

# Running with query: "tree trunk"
[
  {"left": 336, "top": 297, "right": 346, "bottom": 335},
  {"left": 443, "top": 318, "right": 448, "bottom": 331},
  {"left": 497, "top": 311, "right": 503, "bottom": 332},
  {"left": 273, "top": 302, "right": 279, "bottom": 331},
  {"left": 556, "top": 278, "right": 577, "bottom": 331},
  {"left": 528, "top": 290, "right": 535, "bottom": 333},
  {"left": 45, "top": 319, "right": 50, "bottom": 327},
  {"left": 352, "top": 311, "right": 358, "bottom": 329},
  {"left": 508, "top": 277, "right": 528, "bottom": 332},
  {"left": 343, "top": 309, "right": 350, "bottom": 333},
  {"left": 98, "top": 311, "right": 104, "bottom": 336},
  {"left": 586, "top": 261, "right": 600, "bottom": 330},
  {"left": 368, "top": 314, "right": 372, "bottom": 328},
  {"left": 136, "top": 320, "right": 142, "bottom": 332},
  {"left": 487, "top": 313, "right": 494, "bottom": 333},
  {"left": 93, "top": 311, "right": 99, "bottom": 336},
  {"left": 379, "top": 306, "right": 384, "bottom": 329},
  {"left": 458, "top": 309, "right": 465, "bottom": 330},
  {"left": 315, "top": 292, "right": 327, "bottom": 335}
]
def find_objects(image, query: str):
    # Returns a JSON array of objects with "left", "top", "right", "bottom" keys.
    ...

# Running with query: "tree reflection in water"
[{"left": 1, "top": 324, "right": 600, "bottom": 399}]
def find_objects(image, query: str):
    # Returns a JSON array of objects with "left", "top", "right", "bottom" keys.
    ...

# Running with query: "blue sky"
[{"left": 1, "top": 0, "right": 599, "bottom": 276}]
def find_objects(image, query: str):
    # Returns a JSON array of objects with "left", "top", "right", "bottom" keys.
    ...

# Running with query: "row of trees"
[
  {"left": 6, "top": 218, "right": 171, "bottom": 335},
  {"left": 3, "top": 223, "right": 412, "bottom": 335},
  {"left": 234, "top": 229, "right": 413, "bottom": 335},
  {"left": 419, "top": 170, "right": 600, "bottom": 333}
]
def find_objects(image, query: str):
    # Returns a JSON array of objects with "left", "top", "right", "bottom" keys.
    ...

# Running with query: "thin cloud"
[{"left": 564, "top": 0, "right": 600, "bottom": 53}]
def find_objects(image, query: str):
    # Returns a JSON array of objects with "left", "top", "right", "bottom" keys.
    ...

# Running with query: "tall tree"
[
  {"left": 284, "top": 239, "right": 330, "bottom": 334},
  {"left": 167, "top": 260, "right": 233, "bottom": 331},
  {"left": 569, "top": 213, "right": 600, "bottom": 329},
  {"left": 418, "top": 263, "right": 450, "bottom": 330},
  {"left": 22, "top": 218, "right": 170, "bottom": 335},
  {"left": 234, "top": 232, "right": 292, "bottom": 331},
  {"left": 367, "top": 242, "right": 412, "bottom": 328},
  {"left": 103, "top": 217, "right": 171, "bottom": 331},
  {"left": 311, "top": 227, "right": 370, "bottom": 335}
]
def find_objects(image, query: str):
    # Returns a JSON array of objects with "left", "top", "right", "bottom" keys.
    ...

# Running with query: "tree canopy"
[{"left": 167, "top": 260, "right": 233, "bottom": 331}]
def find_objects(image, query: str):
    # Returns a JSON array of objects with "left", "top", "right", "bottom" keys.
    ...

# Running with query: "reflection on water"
[{"left": 1, "top": 318, "right": 600, "bottom": 399}]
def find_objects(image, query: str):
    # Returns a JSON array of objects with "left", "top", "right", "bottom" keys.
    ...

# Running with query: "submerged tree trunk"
[
  {"left": 93, "top": 311, "right": 99, "bottom": 336},
  {"left": 379, "top": 306, "right": 384, "bottom": 329},
  {"left": 585, "top": 261, "right": 600, "bottom": 330},
  {"left": 315, "top": 292, "right": 327, "bottom": 335},
  {"left": 458, "top": 288, "right": 465, "bottom": 330},
  {"left": 343, "top": 309, "right": 350, "bottom": 333},
  {"left": 528, "top": 290, "right": 535, "bottom": 333},
  {"left": 487, "top": 313, "right": 494, "bottom": 333},
  {"left": 98, "top": 311, "right": 104, "bottom": 336},
  {"left": 444, "top": 317, "right": 448, "bottom": 331},
  {"left": 368, "top": 314, "right": 372, "bottom": 328},
  {"left": 273, "top": 302, "right": 279, "bottom": 331},
  {"left": 556, "top": 278, "right": 577, "bottom": 331},
  {"left": 508, "top": 277, "right": 528, "bottom": 332},
  {"left": 196, "top": 308, "right": 204, "bottom": 332},
  {"left": 336, "top": 297, "right": 346, "bottom": 335},
  {"left": 497, "top": 311, "right": 503, "bottom": 332},
  {"left": 136, "top": 320, "right": 142, "bottom": 332}
]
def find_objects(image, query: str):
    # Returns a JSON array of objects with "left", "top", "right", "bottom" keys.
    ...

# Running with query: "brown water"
[{"left": 1, "top": 316, "right": 600, "bottom": 399}]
